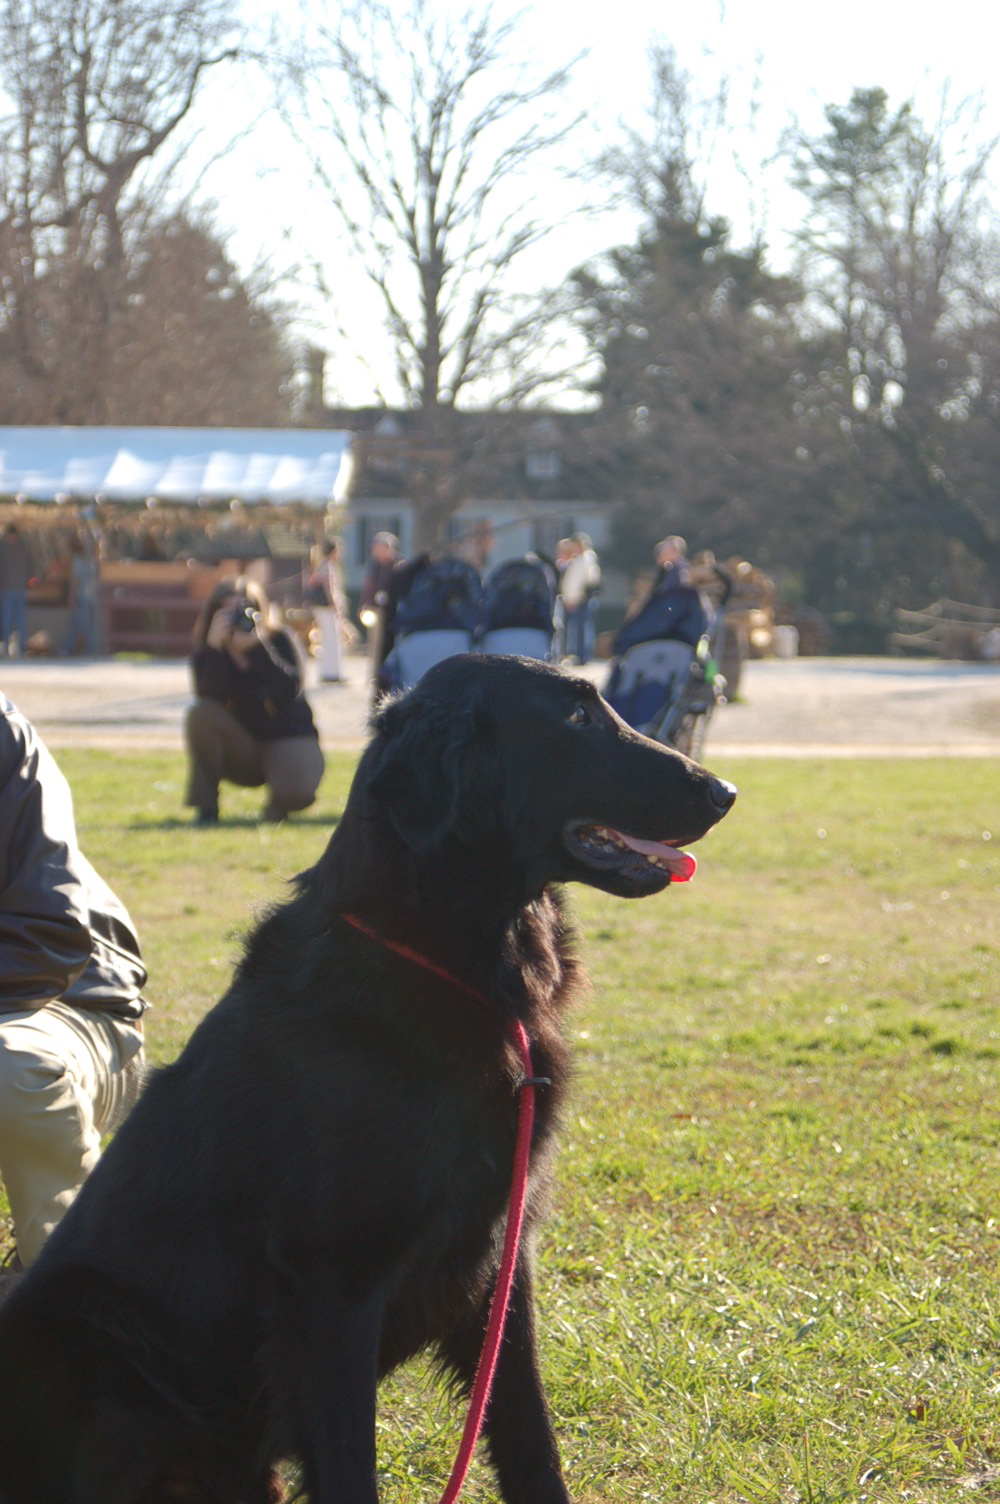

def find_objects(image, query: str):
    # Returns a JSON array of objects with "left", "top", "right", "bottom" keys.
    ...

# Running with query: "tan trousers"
[
  {"left": 0, "top": 1003, "right": 144, "bottom": 1265},
  {"left": 184, "top": 699, "right": 325, "bottom": 819}
]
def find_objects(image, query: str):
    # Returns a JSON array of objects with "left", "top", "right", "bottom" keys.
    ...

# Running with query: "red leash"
[{"left": 341, "top": 914, "right": 541, "bottom": 1503}]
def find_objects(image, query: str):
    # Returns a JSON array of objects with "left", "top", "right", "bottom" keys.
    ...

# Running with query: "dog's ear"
[{"left": 368, "top": 696, "right": 495, "bottom": 853}]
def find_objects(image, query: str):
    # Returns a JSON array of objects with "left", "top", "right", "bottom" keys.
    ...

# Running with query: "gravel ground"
[{"left": 1, "top": 652, "right": 998, "bottom": 757}]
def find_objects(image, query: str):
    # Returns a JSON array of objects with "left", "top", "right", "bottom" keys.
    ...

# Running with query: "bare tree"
[
  {"left": 787, "top": 87, "right": 999, "bottom": 417},
  {"left": 0, "top": 0, "right": 239, "bottom": 422},
  {"left": 569, "top": 49, "right": 811, "bottom": 581},
  {"left": 277, "top": 0, "right": 581, "bottom": 541},
  {"left": 592, "top": 42, "right": 767, "bottom": 240},
  {"left": 100, "top": 209, "right": 296, "bottom": 425},
  {"left": 786, "top": 86, "right": 1000, "bottom": 600}
]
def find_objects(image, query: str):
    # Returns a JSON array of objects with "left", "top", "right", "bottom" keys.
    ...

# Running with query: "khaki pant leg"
[
  {"left": 0, "top": 1004, "right": 144, "bottom": 1265},
  {"left": 184, "top": 698, "right": 266, "bottom": 810},
  {"left": 261, "top": 736, "right": 326, "bottom": 817}
]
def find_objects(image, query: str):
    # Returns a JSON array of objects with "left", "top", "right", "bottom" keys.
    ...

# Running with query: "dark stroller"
[
  {"left": 604, "top": 568, "right": 731, "bottom": 760},
  {"left": 381, "top": 557, "right": 484, "bottom": 690},
  {"left": 478, "top": 556, "right": 556, "bottom": 661}
]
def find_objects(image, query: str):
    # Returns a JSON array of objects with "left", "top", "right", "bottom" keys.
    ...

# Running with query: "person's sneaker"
[{"left": 193, "top": 806, "right": 219, "bottom": 826}]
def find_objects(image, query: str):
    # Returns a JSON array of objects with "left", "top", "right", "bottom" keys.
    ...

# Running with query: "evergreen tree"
[{"left": 572, "top": 167, "right": 814, "bottom": 579}]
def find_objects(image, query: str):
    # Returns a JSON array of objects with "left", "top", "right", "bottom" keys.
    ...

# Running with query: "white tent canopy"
[{"left": 0, "top": 426, "right": 354, "bottom": 506}]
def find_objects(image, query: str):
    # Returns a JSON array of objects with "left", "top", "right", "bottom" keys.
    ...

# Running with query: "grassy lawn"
[{"left": 18, "top": 749, "right": 1000, "bottom": 1501}]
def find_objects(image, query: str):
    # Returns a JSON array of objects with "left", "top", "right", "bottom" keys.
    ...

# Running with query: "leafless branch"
[{"left": 272, "top": 0, "right": 583, "bottom": 411}]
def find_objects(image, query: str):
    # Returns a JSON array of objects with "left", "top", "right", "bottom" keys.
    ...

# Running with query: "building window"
[
  {"left": 525, "top": 420, "right": 561, "bottom": 482},
  {"left": 526, "top": 449, "right": 560, "bottom": 481}
]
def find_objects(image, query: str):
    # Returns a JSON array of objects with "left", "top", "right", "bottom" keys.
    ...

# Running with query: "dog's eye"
[{"left": 567, "top": 703, "right": 593, "bottom": 727}]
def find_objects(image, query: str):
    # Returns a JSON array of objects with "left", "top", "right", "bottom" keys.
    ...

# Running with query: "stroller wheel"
[{"left": 672, "top": 709, "right": 712, "bottom": 760}]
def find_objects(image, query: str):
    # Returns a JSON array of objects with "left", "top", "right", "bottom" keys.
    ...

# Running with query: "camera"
[{"left": 228, "top": 600, "right": 259, "bottom": 634}]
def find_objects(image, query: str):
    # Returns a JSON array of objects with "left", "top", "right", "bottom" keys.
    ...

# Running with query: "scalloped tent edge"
[{"left": 0, "top": 427, "right": 354, "bottom": 507}]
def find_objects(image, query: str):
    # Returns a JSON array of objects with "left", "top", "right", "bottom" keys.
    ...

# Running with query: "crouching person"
[
  {"left": 0, "top": 694, "right": 147, "bottom": 1287},
  {"left": 185, "top": 577, "right": 325, "bottom": 825}
]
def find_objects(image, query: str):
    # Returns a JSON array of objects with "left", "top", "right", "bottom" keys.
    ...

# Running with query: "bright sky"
[{"left": 185, "top": 0, "right": 1000, "bottom": 401}]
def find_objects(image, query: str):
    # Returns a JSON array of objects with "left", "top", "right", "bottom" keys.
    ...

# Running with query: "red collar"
[
  {"left": 341, "top": 912, "right": 549, "bottom": 1087},
  {"left": 341, "top": 912, "right": 489, "bottom": 1006}
]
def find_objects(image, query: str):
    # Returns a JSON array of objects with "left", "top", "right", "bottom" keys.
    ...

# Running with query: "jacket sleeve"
[
  {"left": 191, "top": 645, "right": 239, "bottom": 701},
  {"left": 256, "top": 632, "right": 304, "bottom": 704},
  {"left": 0, "top": 711, "right": 93, "bottom": 1007}
]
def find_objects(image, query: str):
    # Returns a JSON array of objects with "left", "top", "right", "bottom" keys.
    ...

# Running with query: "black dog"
[{"left": 0, "top": 655, "right": 735, "bottom": 1504}]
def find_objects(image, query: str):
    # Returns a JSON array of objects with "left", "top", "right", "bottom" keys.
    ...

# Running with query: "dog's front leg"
[
  {"left": 269, "top": 1267, "right": 382, "bottom": 1504},
  {"left": 440, "top": 1255, "right": 571, "bottom": 1504}
]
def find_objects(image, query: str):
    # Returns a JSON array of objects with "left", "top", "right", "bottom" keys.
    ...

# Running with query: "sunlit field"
[{"left": 8, "top": 749, "right": 999, "bottom": 1503}]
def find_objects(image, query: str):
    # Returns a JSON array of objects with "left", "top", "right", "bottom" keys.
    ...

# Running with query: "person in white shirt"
[
  {"left": 558, "top": 534, "right": 601, "bottom": 663},
  {"left": 306, "top": 538, "right": 354, "bottom": 684}
]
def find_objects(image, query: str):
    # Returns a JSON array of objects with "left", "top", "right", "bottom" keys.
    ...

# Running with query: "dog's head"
[{"left": 363, "top": 655, "right": 735, "bottom": 902}]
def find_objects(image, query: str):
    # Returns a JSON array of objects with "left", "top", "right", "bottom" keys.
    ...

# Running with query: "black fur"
[{"left": 0, "top": 655, "right": 735, "bottom": 1503}]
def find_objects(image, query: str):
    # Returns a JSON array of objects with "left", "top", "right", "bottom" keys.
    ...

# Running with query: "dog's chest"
[{"left": 378, "top": 1087, "right": 552, "bottom": 1361}]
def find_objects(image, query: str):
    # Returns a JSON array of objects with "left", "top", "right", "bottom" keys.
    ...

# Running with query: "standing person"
[
  {"left": 457, "top": 519, "right": 495, "bottom": 574},
  {"left": 305, "top": 538, "right": 353, "bottom": 684},
  {"left": 559, "top": 533, "right": 601, "bottom": 664},
  {"left": 0, "top": 695, "right": 147, "bottom": 1287},
  {"left": 358, "top": 532, "right": 400, "bottom": 630},
  {"left": 61, "top": 533, "right": 100, "bottom": 656},
  {"left": 358, "top": 531, "right": 400, "bottom": 671},
  {"left": 0, "top": 524, "right": 32, "bottom": 659},
  {"left": 184, "top": 577, "right": 325, "bottom": 825},
  {"left": 551, "top": 537, "right": 574, "bottom": 659}
]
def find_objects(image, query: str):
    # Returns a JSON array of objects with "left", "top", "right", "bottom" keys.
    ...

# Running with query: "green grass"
[{"left": 19, "top": 752, "right": 1000, "bottom": 1501}]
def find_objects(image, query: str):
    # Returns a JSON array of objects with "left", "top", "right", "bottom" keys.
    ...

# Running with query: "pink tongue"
[{"left": 617, "top": 832, "right": 697, "bottom": 883}]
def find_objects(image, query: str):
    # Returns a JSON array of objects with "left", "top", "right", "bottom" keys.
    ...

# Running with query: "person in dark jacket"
[
  {"left": 613, "top": 535, "right": 709, "bottom": 655},
  {"left": 0, "top": 695, "right": 147, "bottom": 1283},
  {"left": 184, "top": 577, "right": 324, "bottom": 825},
  {"left": 358, "top": 530, "right": 400, "bottom": 622}
]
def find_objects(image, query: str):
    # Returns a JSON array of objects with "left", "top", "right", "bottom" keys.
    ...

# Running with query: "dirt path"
[{"left": 1, "top": 654, "right": 998, "bottom": 756}]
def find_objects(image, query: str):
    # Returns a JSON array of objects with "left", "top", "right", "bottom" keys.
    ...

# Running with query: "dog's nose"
[{"left": 707, "top": 778, "right": 738, "bottom": 814}]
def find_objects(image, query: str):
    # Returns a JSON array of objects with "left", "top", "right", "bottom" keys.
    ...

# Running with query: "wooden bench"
[
  {"left": 99, "top": 561, "right": 224, "bottom": 656},
  {"left": 892, "top": 599, "right": 1000, "bottom": 660}
]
